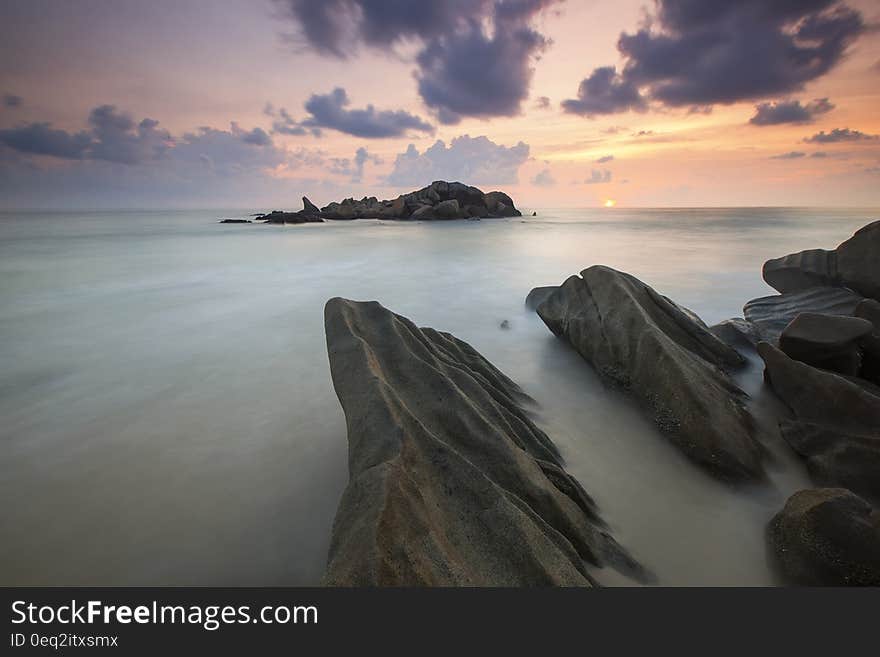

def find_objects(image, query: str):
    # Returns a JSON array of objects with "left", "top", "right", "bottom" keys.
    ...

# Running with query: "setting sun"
[{"left": 604, "top": 199, "right": 616, "bottom": 208}]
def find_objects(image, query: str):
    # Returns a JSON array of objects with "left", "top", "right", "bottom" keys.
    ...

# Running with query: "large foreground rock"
[
  {"left": 768, "top": 488, "right": 880, "bottom": 586},
  {"left": 855, "top": 299, "right": 880, "bottom": 385},
  {"left": 763, "top": 220, "right": 880, "bottom": 300},
  {"left": 535, "top": 266, "right": 765, "bottom": 481},
  {"left": 743, "top": 286, "right": 862, "bottom": 344},
  {"left": 323, "top": 297, "right": 645, "bottom": 586}
]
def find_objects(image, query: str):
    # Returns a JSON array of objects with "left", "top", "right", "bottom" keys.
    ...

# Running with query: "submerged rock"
[
  {"left": 534, "top": 266, "right": 764, "bottom": 481},
  {"left": 743, "top": 286, "right": 862, "bottom": 344},
  {"left": 768, "top": 488, "right": 880, "bottom": 586},
  {"left": 762, "top": 220, "right": 880, "bottom": 300},
  {"left": 778, "top": 312, "right": 873, "bottom": 376},
  {"left": 323, "top": 297, "right": 646, "bottom": 586},
  {"left": 218, "top": 219, "right": 252, "bottom": 224}
]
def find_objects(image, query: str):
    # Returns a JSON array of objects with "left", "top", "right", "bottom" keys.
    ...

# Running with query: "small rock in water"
[
  {"left": 219, "top": 219, "right": 252, "bottom": 224},
  {"left": 499, "top": 320, "right": 510, "bottom": 330}
]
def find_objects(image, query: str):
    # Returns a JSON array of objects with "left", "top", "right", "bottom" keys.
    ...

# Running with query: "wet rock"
[
  {"left": 778, "top": 312, "right": 873, "bottom": 376},
  {"left": 257, "top": 197, "right": 325, "bottom": 224},
  {"left": 768, "top": 488, "right": 880, "bottom": 586},
  {"left": 709, "top": 317, "right": 761, "bottom": 347},
  {"left": 535, "top": 266, "right": 764, "bottom": 481},
  {"left": 743, "top": 286, "right": 862, "bottom": 344},
  {"left": 762, "top": 220, "right": 880, "bottom": 300},
  {"left": 780, "top": 422, "right": 880, "bottom": 504},
  {"left": 219, "top": 219, "right": 252, "bottom": 224},
  {"left": 323, "top": 298, "right": 647, "bottom": 586},
  {"left": 525, "top": 286, "right": 559, "bottom": 311}
]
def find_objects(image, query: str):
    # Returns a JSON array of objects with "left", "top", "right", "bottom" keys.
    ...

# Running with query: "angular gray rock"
[
  {"left": 743, "top": 286, "right": 863, "bottom": 344},
  {"left": 778, "top": 312, "right": 873, "bottom": 376},
  {"left": 709, "top": 317, "right": 761, "bottom": 347},
  {"left": 768, "top": 488, "right": 880, "bottom": 586},
  {"left": 257, "top": 196, "right": 325, "bottom": 224},
  {"left": 525, "top": 286, "right": 559, "bottom": 311},
  {"left": 323, "top": 297, "right": 646, "bottom": 586},
  {"left": 780, "top": 421, "right": 880, "bottom": 504},
  {"left": 856, "top": 299, "right": 880, "bottom": 385},
  {"left": 535, "top": 266, "right": 765, "bottom": 481},
  {"left": 762, "top": 220, "right": 880, "bottom": 300}
]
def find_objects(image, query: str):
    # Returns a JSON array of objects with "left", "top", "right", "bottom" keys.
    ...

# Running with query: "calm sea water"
[{"left": 1, "top": 207, "right": 876, "bottom": 585}]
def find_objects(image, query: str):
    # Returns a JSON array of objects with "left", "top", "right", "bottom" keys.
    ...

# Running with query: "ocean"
[{"left": 1, "top": 206, "right": 876, "bottom": 585}]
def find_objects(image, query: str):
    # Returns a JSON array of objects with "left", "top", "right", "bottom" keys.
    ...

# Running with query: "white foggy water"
[{"left": 0, "top": 207, "right": 875, "bottom": 585}]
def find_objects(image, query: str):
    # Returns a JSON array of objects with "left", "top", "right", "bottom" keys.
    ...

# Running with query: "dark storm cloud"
[
  {"left": 386, "top": 135, "right": 529, "bottom": 186},
  {"left": 299, "top": 88, "right": 434, "bottom": 138},
  {"left": 0, "top": 122, "right": 92, "bottom": 159},
  {"left": 803, "top": 128, "right": 878, "bottom": 143},
  {"left": 564, "top": 0, "right": 865, "bottom": 116},
  {"left": 277, "top": 0, "right": 559, "bottom": 122},
  {"left": 749, "top": 98, "right": 835, "bottom": 126},
  {"left": 561, "top": 66, "right": 646, "bottom": 116},
  {"left": 3, "top": 93, "right": 23, "bottom": 109}
]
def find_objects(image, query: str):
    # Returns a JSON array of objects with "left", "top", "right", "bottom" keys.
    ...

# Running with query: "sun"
[{"left": 604, "top": 199, "right": 616, "bottom": 208}]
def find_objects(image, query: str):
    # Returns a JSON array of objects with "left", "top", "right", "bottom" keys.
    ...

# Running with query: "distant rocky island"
[
  {"left": 321, "top": 219, "right": 880, "bottom": 586},
  {"left": 220, "top": 181, "right": 522, "bottom": 224}
]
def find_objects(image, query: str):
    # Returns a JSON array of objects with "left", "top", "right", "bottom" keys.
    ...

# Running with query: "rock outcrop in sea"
[
  {"left": 530, "top": 266, "right": 764, "bottom": 481},
  {"left": 257, "top": 181, "right": 522, "bottom": 224},
  {"left": 322, "top": 297, "right": 646, "bottom": 586}
]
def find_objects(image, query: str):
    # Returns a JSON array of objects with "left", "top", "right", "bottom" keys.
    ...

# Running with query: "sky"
[{"left": 1, "top": 0, "right": 879, "bottom": 209}]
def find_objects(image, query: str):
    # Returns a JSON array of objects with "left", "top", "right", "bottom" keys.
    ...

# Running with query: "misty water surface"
[{"left": 0, "top": 207, "right": 875, "bottom": 585}]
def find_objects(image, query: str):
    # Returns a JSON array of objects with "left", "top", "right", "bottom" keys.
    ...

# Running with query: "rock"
[
  {"left": 762, "top": 220, "right": 880, "bottom": 300},
  {"left": 768, "top": 488, "right": 880, "bottom": 586},
  {"left": 219, "top": 219, "right": 252, "bottom": 224},
  {"left": 778, "top": 312, "right": 873, "bottom": 376},
  {"left": 464, "top": 204, "right": 489, "bottom": 218},
  {"left": 757, "top": 342, "right": 880, "bottom": 432},
  {"left": 837, "top": 220, "right": 880, "bottom": 301},
  {"left": 535, "top": 266, "right": 764, "bottom": 481},
  {"left": 433, "top": 199, "right": 462, "bottom": 219},
  {"left": 302, "top": 196, "right": 320, "bottom": 214},
  {"left": 763, "top": 249, "right": 836, "bottom": 294},
  {"left": 709, "top": 317, "right": 761, "bottom": 347},
  {"left": 484, "top": 191, "right": 522, "bottom": 217},
  {"left": 409, "top": 205, "right": 435, "bottom": 220},
  {"left": 780, "top": 422, "right": 880, "bottom": 504},
  {"left": 743, "top": 286, "right": 863, "bottom": 344},
  {"left": 855, "top": 299, "right": 880, "bottom": 385},
  {"left": 323, "top": 298, "right": 647, "bottom": 586},
  {"left": 525, "top": 286, "right": 559, "bottom": 311},
  {"left": 499, "top": 319, "right": 510, "bottom": 330},
  {"left": 532, "top": 211, "right": 537, "bottom": 216}
]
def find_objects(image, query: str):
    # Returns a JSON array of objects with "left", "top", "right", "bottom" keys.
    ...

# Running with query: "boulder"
[
  {"left": 302, "top": 196, "right": 320, "bottom": 215},
  {"left": 525, "top": 286, "right": 559, "bottom": 311},
  {"left": 778, "top": 312, "right": 873, "bottom": 376},
  {"left": 433, "top": 198, "right": 462, "bottom": 219},
  {"left": 535, "top": 266, "right": 764, "bottom": 481},
  {"left": 757, "top": 342, "right": 880, "bottom": 432},
  {"left": 410, "top": 205, "right": 435, "bottom": 220},
  {"left": 768, "top": 488, "right": 880, "bottom": 586},
  {"left": 323, "top": 298, "right": 647, "bottom": 586},
  {"left": 780, "top": 422, "right": 880, "bottom": 504},
  {"left": 856, "top": 299, "right": 880, "bottom": 385},
  {"left": 485, "top": 191, "right": 521, "bottom": 217},
  {"left": 743, "top": 286, "right": 863, "bottom": 343},
  {"left": 762, "top": 220, "right": 880, "bottom": 300},
  {"left": 709, "top": 317, "right": 761, "bottom": 347}
]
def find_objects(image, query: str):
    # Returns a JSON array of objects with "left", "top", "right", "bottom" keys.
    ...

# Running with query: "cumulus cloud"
[
  {"left": 595, "top": 154, "right": 614, "bottom": 163},
  {"left": 584, "top": 169, "right": 611, "bottom": 184},
  {"left": 298, "top": 88, "right": 434, "bottom": 138},
  {"left": 749, "top": 98, "right": 834, "bottom": 125},
  {"left": 562, "top": 66, "right": 645, "bottom": 116},
  {"left": 803, "top": 128, "right": 877, "bottom": 143},
  {"left": 531, "top": 168, "right": 555, "bottom": 186},
  {"left": 3, "top": 93, "right": 23, "bottom": 109},
  {"left": 265, "top": 103, "right": 315, "bottom": 136},
  {"left": 329, "top": 146, "right": 382, "bottom": 182},
  {"left": 0, "top": 122, "right": 92, "bottom": 159},
  {"left": 277, "top": 0, "right": 559, "bottom": 122},
  {"left": 386, "top": 135, "right": 529, "bottom": 187},
  {"left": 564, "top": 0, "right": 864, "bottom": 115}
]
